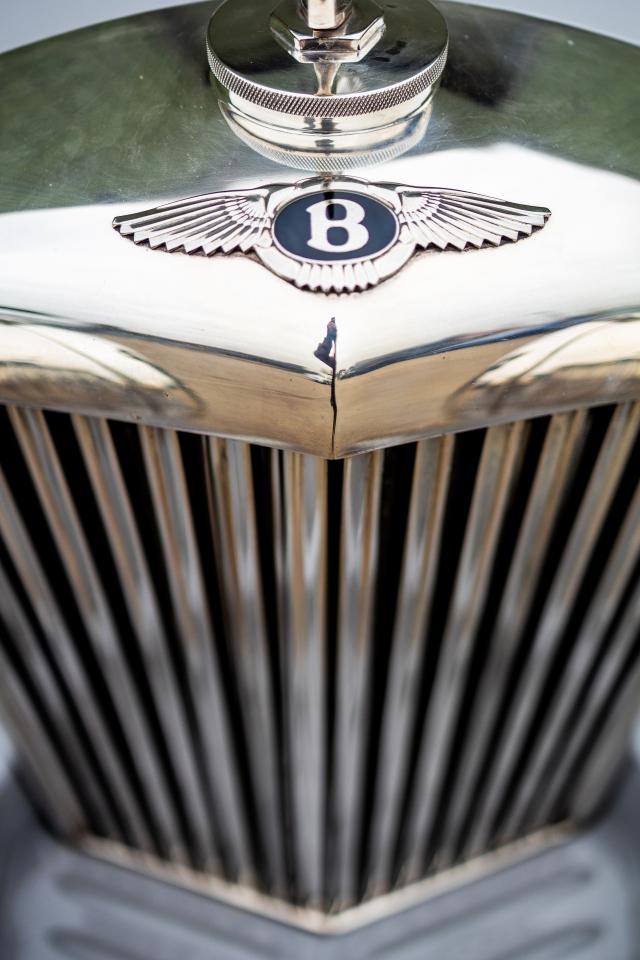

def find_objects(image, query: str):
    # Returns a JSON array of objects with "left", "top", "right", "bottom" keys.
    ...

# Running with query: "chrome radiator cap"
[{"left": 206, "top": 0, "right": 448, "bottom": 168}]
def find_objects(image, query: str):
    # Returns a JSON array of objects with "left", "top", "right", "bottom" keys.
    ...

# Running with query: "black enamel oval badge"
[{"left": 273, "top": 190, "right": 399, "bottom": 264}]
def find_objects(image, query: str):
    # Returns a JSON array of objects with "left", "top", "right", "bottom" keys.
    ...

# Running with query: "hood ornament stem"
[
  {"left": 313, "top": 61, "right": 341, "bottom": 96},
  {"left": 304, "top": 0, "right": 352, "bottom": 31}
]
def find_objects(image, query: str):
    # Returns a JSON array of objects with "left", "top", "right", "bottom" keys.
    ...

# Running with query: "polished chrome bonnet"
[{"left": 0, "top": 1, "right": 638, "bottom": 457}]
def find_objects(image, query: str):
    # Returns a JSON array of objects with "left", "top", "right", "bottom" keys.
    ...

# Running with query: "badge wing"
[
  {"left": 391, "top": 185, "right": 551, "bottom": 250},
  {"left": 113, "top": 187, "right": 281, "bottom": 255}
]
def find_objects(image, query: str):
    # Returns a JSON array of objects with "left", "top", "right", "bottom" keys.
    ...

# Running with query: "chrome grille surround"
[
  {"left": 0, "top": 401, "right": 638, "bottom": 911},
  {"left": 1, "top": 0, "right": 640, "bottom": 925}
]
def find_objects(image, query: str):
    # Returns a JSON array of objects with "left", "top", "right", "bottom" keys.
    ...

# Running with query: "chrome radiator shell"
[
  {"left": 0, "top": 3, "right": 638, "bottom": 456},
  {"left": 0, "top": 0, "right": 639, "bottom": 920}
]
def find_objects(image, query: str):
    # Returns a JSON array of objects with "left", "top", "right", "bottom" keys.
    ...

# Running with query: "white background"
[{"left": 1, "top": 0, "right": 639, "bottom": 52}]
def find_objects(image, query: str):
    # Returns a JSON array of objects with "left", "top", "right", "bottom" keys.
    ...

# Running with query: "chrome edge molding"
[{"left": 82, "top": 823, "right": 572, "bottom": 935}]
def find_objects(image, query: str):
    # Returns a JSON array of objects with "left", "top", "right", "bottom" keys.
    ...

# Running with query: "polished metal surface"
[
  {"left": 208, "top": 0, "right": 446, "bottom": 113},
  {"left": 273, "top": 450, "right": 329, "bottom": 906},
  {"left": 0, "top": 400, "right": 638, "bottom": 914},
  {"left": 0, "top": 0, "right": 640, "bottom": 930},
  {"left": 113, "top": 176, "right": 550, "bottom": 292},
  {"left": 399, "top": 419, "right": 527, "bottom": 885},
  {"left": 0, "top": 3, "right": 638, "bottom": 455},
  {"left": 0, "top": 635, "right": 86, "bottom": 839},
  {"left": 72, "top": 414, "right": 218, "bottom": 869},
  {"left": 206, "top": 436, "right": 286, "bottom": 893},
  {"left": 436, "top": 408, "right": 589, "bottom": 866},
  {"left": 139, "top": 425, "right": 252, "bottom": 881},
  {"left": 304, "top": 0, "right": 352, "bottom": 31},
  {"left": 0, "top": 430, "right": 155, "bottom": 853},
  {"left": 208, "top": 0, "right": 447, "bottom": 166},
  {"left": 536, "top": 577, "right": 640, "bottom": 832},
  {"left": 332, "top": 449, "right": 383, "bottom": 906},
  {"left": 0, "top": 560, "right": 115, "bottom": 838},
  {"left": 303, "top": 0, "right": 352, "bottom": 32},
  {"left": 502, "top": 471, "right": 640, "bottom": 841},
  {"left": 366, "top": 434, "right": 454, "bottom": 894},
  {"left": 270, "top": 0, "right": 384, "bottom": 63},
  {"left": 465, "top": 401, "right": 640, "bottom": 861},
  {"left": 7, "top": 405, "right": 185, "bottom": 862}
]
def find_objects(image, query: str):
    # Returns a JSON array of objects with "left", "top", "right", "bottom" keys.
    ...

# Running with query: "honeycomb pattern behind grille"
[{"left": 0, "top": 402, "right": 638, "bottom": 911}]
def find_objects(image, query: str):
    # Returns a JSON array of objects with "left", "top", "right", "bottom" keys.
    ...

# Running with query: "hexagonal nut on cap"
[{"left": 270, "top": 0, "right": 386, "bottom": 64}]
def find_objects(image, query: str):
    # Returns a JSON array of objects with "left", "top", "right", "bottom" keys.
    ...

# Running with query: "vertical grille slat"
[
  {"left": 437, "top": 409, "right": 589, "bottom": 864},
  {"left": 332, "top": 451, "right": 384, "bottom": 907},
  {"left": 139, "top": 426, "right": 251, "bottom": 881},
  {"left": 72, "top": 416, "right": 216, "bottom": 869},
  {"left": 0, "top": 638, "right": 86, "bottom": 836},
  {"left": 466, "top": 401, "right": 640, "bottom": 859},
  {"left": 398, "top": 422, "right": 528, "bottom": 885},
  {"left": 503, "top": 475, "right": 640, "bottom": 840},
  {"left": 366, "top": 435, "right": 454, "bottom": 895},
  {"left": 274, "top": 450, "right": 328, "bottom": 906},
  {"left": 0, "top": 560, "right": 117, "bottom": 836},
  {"left": 536, "top": 574, "right": 640, "bottom": 827},
  {"left": 7, "top": 406, "right": 181, "bottom": 860},
  {"left": 206, "top": 437, "right": 286, "bottom": 893},
  {"left": 0, "top": 454, "right": 148, "bottom": 849},
  {"left": 0, "top": 400, "right": 638, "bottom": 912}
]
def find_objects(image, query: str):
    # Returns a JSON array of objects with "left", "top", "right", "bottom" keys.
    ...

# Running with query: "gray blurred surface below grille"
[
  {"left": 4, "top": 733, "right": 640, "bottom": 959},
  {"left": 0, "top": 400, "right": 638, "bottom": 912}
]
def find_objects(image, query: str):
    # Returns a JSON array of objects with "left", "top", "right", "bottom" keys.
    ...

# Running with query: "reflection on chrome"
[
  {"left": 0, "top": 147, "right": 638, "bottom": 456},
  {"left": 456, "top": 316, "right": 640, "bottom": 417},
  {"left": 0, "top": 319, "right": 198, "bottom": 420}
]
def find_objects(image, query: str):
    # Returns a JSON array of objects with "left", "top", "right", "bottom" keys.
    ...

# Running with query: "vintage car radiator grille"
[{"left": 0, "top": 401, "right": 638, "bottom": 911}]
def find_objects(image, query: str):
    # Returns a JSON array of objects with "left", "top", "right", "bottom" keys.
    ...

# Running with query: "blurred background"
[{"left": 2, "top": 0, "right": 640, "bottom": 52}]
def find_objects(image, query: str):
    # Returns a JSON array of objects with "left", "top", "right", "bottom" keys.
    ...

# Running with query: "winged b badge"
[{"left": 113, "top": 176, "right": 550, "bottom": 293}]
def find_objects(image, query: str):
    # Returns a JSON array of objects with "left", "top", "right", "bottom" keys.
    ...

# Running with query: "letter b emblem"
[
  {"left": 306, "top": 199, "right": 370, "bottom": 254},
  {"left": 273, "top": 190, "right": 398, "bottom": 264}
]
